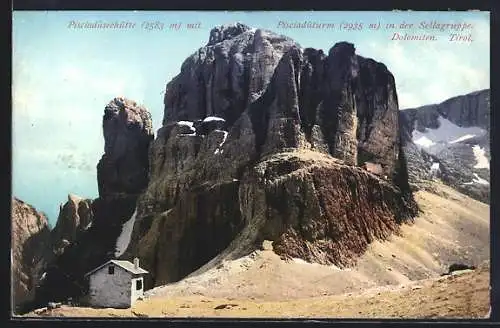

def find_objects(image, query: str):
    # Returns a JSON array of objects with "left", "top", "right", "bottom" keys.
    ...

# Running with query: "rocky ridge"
[
  {"left": 50, "top": 194, "right": 94, "bottom": 256},
  {"left": 11, "top": 198, "right": 52, "bottom": 313}
]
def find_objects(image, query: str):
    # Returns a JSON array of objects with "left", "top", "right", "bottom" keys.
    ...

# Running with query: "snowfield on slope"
[
  {"left": 203, "top": 116, "right": 226, "bottom": 123},
  {"left": 115, "top": 208, "right": 137, "bottom": 257},
  {"left": 472, "top": 145, "right": 489, "bottom": 169},
  {"left": 412, "top": 116, "right": 486, "bottom": 150},
  {"left": 214, "top": 130, "right": 228, "bottom": 155}
]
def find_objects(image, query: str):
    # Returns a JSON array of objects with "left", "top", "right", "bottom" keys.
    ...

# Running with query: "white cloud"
[
  {"left": 12, "top": 56, "right": 148, "bottom": 196},
  {"left": 470, "top": 18, "right": 490, "bottom": 45},
  {"left": 13, "top": 58, "right": 147, "bottom": 121},
  {"left": 358, "top": 26, "right": 489, "bottom": 109}
]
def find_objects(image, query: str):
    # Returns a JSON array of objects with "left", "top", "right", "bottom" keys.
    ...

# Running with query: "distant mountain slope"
[{"left": 400, "top": 89, "right": 490, "bottom": 203}]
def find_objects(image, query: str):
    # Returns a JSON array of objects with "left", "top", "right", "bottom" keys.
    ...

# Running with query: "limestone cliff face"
[
  {"left": 30, "top": 98, "right": 154, "bottom": 309},
  {"left": 11, "top": 198, "right": 52, "bottom": 313},
  {"left": 160, "top": 31, "right": 400, "bottom": 177},
  {"left": 123, "top": 24, "right": 417, "bottom": 288},
  {"left": 50, "top": 194, "right": 93, "bottom": 255}
]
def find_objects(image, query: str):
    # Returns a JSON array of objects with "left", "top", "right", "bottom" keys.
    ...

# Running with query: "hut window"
[
  {"left": 108, "top": 265, "right": 115, "bottom": 275},
  {"left": 136, "top": 279, "right": 142, "bottom": 290}
]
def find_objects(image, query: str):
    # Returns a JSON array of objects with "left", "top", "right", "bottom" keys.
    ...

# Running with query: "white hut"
[
  {"left": 84, "top": 258, "right": 148, "bottom": 308},
  {"left": 362, "top": 161, "right": 384, "bottom": 176}
]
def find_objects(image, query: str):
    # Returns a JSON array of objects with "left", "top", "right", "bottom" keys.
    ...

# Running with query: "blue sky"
[{"left": 12, "top": 11, "right": 490, "bottom": 226}]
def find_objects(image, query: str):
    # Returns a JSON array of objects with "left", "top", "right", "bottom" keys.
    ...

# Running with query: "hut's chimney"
[{"left": 134, "top": 257, "right": 139, "bottom": 269}]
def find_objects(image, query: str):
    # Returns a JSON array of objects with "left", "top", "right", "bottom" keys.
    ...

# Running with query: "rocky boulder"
[{"left": 11, "top": 198, "right": 52, "bottom": 314}]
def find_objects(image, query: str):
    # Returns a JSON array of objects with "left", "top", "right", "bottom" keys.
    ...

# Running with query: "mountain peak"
[{"left": 207, "top": 22, "right": 252, "bottom": 45}]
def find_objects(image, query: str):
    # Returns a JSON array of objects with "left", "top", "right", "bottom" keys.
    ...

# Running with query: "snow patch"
[
  {"left": 449, "top": 134, "right": 476, "bottom": 144},
  {"left": 177, "top": 120, "right": 194, "bottom": 128},
  {"left": 413, "top": 136, "right": 435, "bottom": 148},
  {"left": 473, "top": 173, "right": 489, "bottom": 185},
  {"left": 463, "top": 173, "right": 489, "bottom": 186},
  {"left": 177, "top": 121, "right": 196, "bottom": 132},
  {"left": 472, "top": 145, "right": 489, "bottom": 169},
  {"left": 114, "top": 208, "right": 137, "bottom": 257},
  {"left": 203, "top": 116, "right": 226, "bottom": 123},
  {"left": 412, "top": 116, "right": 487, "bottom": 149},
  {"left": 214, "top": 130, "right": 229, "bottom": 155},
  {"left": 429, "top": 162, "right": 441, "bottom": 179}
]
